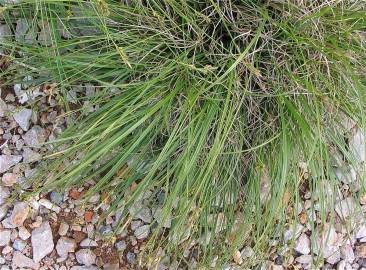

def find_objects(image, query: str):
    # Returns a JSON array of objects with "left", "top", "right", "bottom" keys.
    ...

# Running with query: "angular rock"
[
  {"left": 0, "top": 229, "right": 11, "bottom": 246},
  {"left": 0, "top": 24, "right": 11, "bottom": 43},
  {"left": 130, "top": 206, "right": 152, "bottom": 223},
  {"left": 335, "top": 197, "right": 357, "bottom": 219},
  {"left": 134, "top": 225, "right": 150, "bottom": 240},
  {"left": 2, "top": 172, "right": 18, "bottom": 186},
  {"left": 58, "top": 222, "right": 69, "bottom": 236},
  {"left": 296, "top": 254, "right": 312, "bottom": 264},
  {"left": 70, "top": 266, "right": 101, "bottom": 270},
  {"left": 349, "top": 129, "right": 365, "bottom": 163},
  {"left": 334, "top": 165, "right": 357, "bottom": 184},
  {"left": 31, "top": 221, "right": 54, "bottom": 262},
  {"left": 10, "top": 202, "right": 29, "bottom": 227},
  {"left": 22, "top": 148, "right": 42, "bottom": 163},
  {"left": 327, "top": 249, "right": 341, "bottom": 264},
  {"left": 284, "top": 224, "right": 304, "bottom": 243},
  {"left": 356, "top": 225, "right": 366, "bottom": 239},
  {"left": 18, "top": 226, "right": 31, "bottom": 240},
  {"left": 12, "top": 251, "right": 40, "bottom": 270},
  {"left": 115, "top": 240, "right": 126, "bottom": 251},
  {"left": 356, "top": 244, "right": 366, "bottom": 258},
  {"left": 50, "top": 191, "right": 63, "bottom": 205},
  {"left": 23, "top": 125, "right": 48, "bottom": 147},
  {"left": 295, "top": 233, "right": 310, "bottom": 255},
  {"left": 340, "top": 244, "right": 355, "bottom": 262},
  {"left": 80, "top": 238, "right": 98, "bottom": 247},
  {"left": 56, "top": 237, "right": 76, "bottom": 257},
  {"left": 75, "top": 249, "right": 96, "bottom": 266},
  {"left": 13, "top": 239, "right": 27, "bottom": 251},
  {"left": 0, "top": 155, "right": 22, "bottom": 174},
  {"left": 15, "top": 19, "right": 37, "bottom": 44},
  {"left": 0, "top": 204, "right": 9, "bottom": 221},
  {"left": 337, "top": 260, "right": 353, "bottom": 270},
  {"left": 13, "top": 108, "right": 32, "bottom": 131}
]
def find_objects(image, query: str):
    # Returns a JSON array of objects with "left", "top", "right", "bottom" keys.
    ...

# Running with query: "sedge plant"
[{"left": 1, "top": 0, "right": 366, "bottom": 268}]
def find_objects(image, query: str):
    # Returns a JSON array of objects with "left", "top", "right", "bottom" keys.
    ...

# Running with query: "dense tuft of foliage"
[{"left": 1, "top": 0, "right": 366, "bottom": 267}]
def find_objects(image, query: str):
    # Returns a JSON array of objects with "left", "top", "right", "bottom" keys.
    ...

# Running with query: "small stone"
[
  {"left": 356, "top": 245, "right": 366, "bottom": 258},
  {"left": 99, "top": 225, "right": 112, "bottom": 235},
  {"left": 233, "top": 250, "right": 242, "bottom": 265},
  {"left": 76, "top": 249, "right": 96, "bottom": 266},
  {"left": 241, "top": 246, "right": 254, "bottom": 258},
  {"left": 2, "top": 245, "right": 13, "bottom": 254},
  {"left": 1, "top": 173, "right": 18, "bottom": 186},
  {"left": 0, "top": 155, "right": 22, "bottom": 174},
  {"left": 58, "top": 222, "right": 69, "bottom": 236},
  {"left": 39, "top": 198, "right": 61, "bottom": 213},
  {"left": 50, "top": 191, "right": 64, "bottom": 205},
  {"left": 18, "top": 226, "right": 31, "bottom": 240},
  {"left": 22, "top": 148, "right": 42, "bottom": 163},
  {"left": 0, "top": 24, "right": 11, "bottom": 43},
  {"left": 0, "top": 230, "right": 11, "bottom": 246},
  {"left": 84, "top": 211, "right": 94, "bottom": 223},
  {"left": 335, "top": 197, "right": 357, "bottom": 219},
  {"left": 115, "top": 240, "right": 126, "bottom": 251},
  {"left": 334, "top": 165, "right": 356, "bottom": 184},
  {"left": 356, "top": 225, "right": 366, "bottom": 239},
  {"left": 56, "top": 237, "right": 76, "bottom": 257},
  {"left": 295, "top": 233, "right": 310, "bottom": 255},
  {"left": 80, "top": 238, "right": 98, "bottom": 247},
  {"left": 296, "top": 254, "right": 312, "bottom": 264},
  {"left": 126, "top": 251, "right": 136, "bottom": 264},
  {"left": 10, "top": 202, "right": 29, "bottom": 227},
  {"left": 13, "top": 108, "right": 32, "bottom": 131},
  {"left": 70, "top": 266, "right": 101, "bottom": 270},
  {"left": 340, "top": 244, "right": 355, "bottom": 262},
  {"left": 337, "top": 260, "right": 353, "bottom": 270},
  {"left": 131, "top": 220, "right": 143, "bottom": 231},
  {"left": 135, "top": 206, "right": 152, "bottom": 223},
  {"left": 12, "top": 251, "right": 40, "bottom": 270},
  {"left": 349, "top": 129, "right": 365, "bottom": 163},
  {"left": 69, "top": 189, "right": 82, "bottom": 200},
  {"left": 327, "top": 249, "right": 341, "bottom": 264},
  {"left": 31, "top": 221, "right": 54, "bottom": 262},
  {"left": 0, "top": 205, "right": 8, "bottom": 221},
  {"left": 23, "top": 125, "right": 48, "bottom": 147},
  {"left": 13, "top": 239, "right": 26, "bottom": 251},
  {"left": 134, "top": 225, "right": 150, "bottom": 240},
  {"left": 284, "top": 224, "right": 303, "bottom": 243},
  {"left": 0, "top": 186, "right": 10, "bottom": 205}
]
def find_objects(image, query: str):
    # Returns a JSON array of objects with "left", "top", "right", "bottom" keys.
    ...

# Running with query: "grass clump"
[{"left": 1, "top": 0, "right": 366, "bottom": 268}]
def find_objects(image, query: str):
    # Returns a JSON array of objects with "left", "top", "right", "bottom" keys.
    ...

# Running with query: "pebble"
[
  {"left": 31, "top": 221, "right": 54, "bottom": 262},
  {"left": 296, "top": 254, "right": 312, "bottom": 264},
  {"left": 0, "top": 205, "right": 8, "bottom": 221},
  {"left": 131, "top": 206, "right": 152, "bottom": 223},
  {"left": 18, "top": 226, "right": 31, "bottom": 240},
  {"left": 0, "top": 187, "right": 10, "bottom": 206},
  {"left": 335, "top": 197, "right": 357, "bottom": 219},
  {"left": 0, "top": 155, "right": 22, "bottom": 174},
  {"left": 50, "top": 191, "right": 64, "bottom": 205},
  {"left": 115, "top": 240, "right": 126, "bottom": 251},
  {"left": 340, "top": 244, "right": 355, "bottom": 262},
  {"left": 39, "top": 198, "right": 61, "bottom": 213},
  {"left": 12, "top": 251, "right": 40, "bottom": 270},
  {"left": 349, "top": 129, "right": 365, "bottom": 163},
  {"left": 22, "top": 125, "right": 47, "bottom": 147},
  {"left": 1, "top": 173, "right": 18, "bottom": 186},
  {"left": 356, "top": 245, "right": 366, "bottom": 258},
  {"left": 99, "top": 225, "right": 112, "bottom": 235},
  {"left": 13, "top": 108, "right": 32, "bottom": 131},
  {"left": 56, "top": 237, "right": 76, "bottom": 257},
  {"left": 75, "top": 249, "right": 96, "bottom": 266},
  {"left": 126, "top": 251, "right": 136, "bottom": 264},
  {"left": 284, "top": 224, "right": 303, "bottom": 243},
  {"left": 58, "top": 222, "right": 69, "bottom": 236},
  {"left": 80, "top": 238, "right": 98, "bottom": 247},
  {"left": 0, "top": 230, "right": 11, "bottom": 246},
  {"left": 295, "top": 233, "right": 310, "bottom": 255},
  {"left": 10, "top": 202, "right": 29, "bottom": 227},
  {"left": 22, "top": 148, "right": 42, "bottom": 163},
  {"left": 134, "top": 225, "right": 150, "bottom": 240},
  {"left": 12, "top": 239, "right": 26, "bottom": 251}
]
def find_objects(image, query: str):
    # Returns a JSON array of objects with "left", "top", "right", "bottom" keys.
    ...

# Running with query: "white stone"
[
  {"left": 295, "top": 233, "right": 310, "bottom": 255},
  {"left": 334, "top": 166, "right": 357, "bottom": 184},
  {"left": 75, "top": 249, "right": 96, "bottom": 266},
  {"left": 0, "top": 230, "right": 11, "bottom": 246},
  {"left": 80, "top": 238, "right": 98, "bottom": 247},
  {"left": 31, "top": 221, "right": 54, "bottom": 262},
  {"left": 13, "top": 108, "right": 32, "bottom": 131},
  {"left": 340, "top": 244, "right": 355, "bottom": 262},
  {"left": 56, "top": 237, "right": 76, "bottom": 257},
  {"left": 356, "top": 225, "right": 366, "bottom": 239},
  {"left": 58, "top": 222, "right": 69, "bottom": 236},
  {"left": 39, "top": 198, "right": 61, "bottom": 213},
  {"left": 0, "top": 187, "right": 10, "bottom": 205},
  {"left": 335, "top": 197, "right": 357, "bottom": 219},
  {"left": 18, "top": 226, "right": 31, "bottom": 240},
  {"left": 337, "top": 260, "right": 353, "bottom": 270},
  {"left": 1, "top": 173, "right": 18, "bottom": 186},
  {"left": 12, "top": 251, "right": 40, "bottom": 270},
  {"left": 284, "top": 224, "right": 303, "bottom": 243},
  {"left": 349, "top": 128, "right": 365, "bottom": 163},
  {"left": 296, "top": 254, "right": 312, "bottom": 264},
  {"left": 0, "top": 155, "right": 22, "bottom": 174},
  {"left": 326, "top": 248, "right": 341, "bottom": 264}
]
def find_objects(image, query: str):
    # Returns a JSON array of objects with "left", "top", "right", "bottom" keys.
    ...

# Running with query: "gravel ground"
[{"left": 1, "top": 55, "right": 366, "bottom": 270}]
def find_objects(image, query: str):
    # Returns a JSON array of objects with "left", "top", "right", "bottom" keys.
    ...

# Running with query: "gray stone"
[
  {"left": 13, "top": 108, "right": 32, "bottom": 131},
  {"left": 10, "top": 202, "right": 29, "bottom": 227},
  {"left": 99, "top": 225, "right": 112, "bottom": 235},
  {"left": 0, "top": 25, "right": 11, "bottom": 44},
  {"left": 135, "top": 206, "right": 152, "bottom": 223},
  {"left": 12, "top": 251, "right": 40, "bottom": 270},
  {"left": 134, "top": 225, "right": 150, "bottom": 239},
  {"left": 115, "top": 240, "right": 126, "bottom": 251},
  {"left": 337, "top": 260, "right": 353, "bottom": 270},
  {"left": 335, "top": 197, "right": 357, "bottom": 219},
  {"left": 23, "top": 125, "right": 48, "bottom": 147},
  {"left": 0, "top": 186, "right": 10, "bottom": 205},
  {"left": 80, "top": 238, "right": 98, "bottom": 247},
  {"left": 31, "top": 221, "right": 54, "bottom": 262},
  {"left": 22, "top": 148, "right": 42, "bottom": 163},
  {"left": 126, "top": 251, "right": 136, "bottom": 264},
  {"left": 38, "top": 21, "right": 54, "bottom": 46},
  {"left": 334, "top": 165, "right": 356, "bottom": 184},
  {"left": 349, "top": 129, "right": 365, "bottom": 163},
  {"left": 75, "top": 249, "right": 96, "bottom": 266},
  {"left": 295, "top": 233, "right": 310, "bottom": 255},
  {"left": 0, "top": 230, "right": 11, "bottom": 246},
  {"left": 0, "top": 155, "right": 22, "bottom": 174},
  {"left": 340, "top": 244, "right": 354, "bottom": 262},
  {"left": 13, "top": 239, "right": 27, "bottom": 251},
  {"left": 153, "top": 208, "right": 172, "bottom": 228},
  {"left": 50, "top": 191, "right": 64, "bottom": 205},
  {"left": 296, "top": 254, "right": 312, "bottom": 264},
  {"left": 70, "top": 266, "right": 100, "bottom": 270},
  {"left": 326, "top": 249, "right": 341, "bottom": 264},
  {"left": 0, "top": 205, "right": 9, "bottom": 221},
  {"left": 56, "top": 237, "right": 76, "bottom": 257},
  {"left": 15, "top": 19, "right": 37, "bottom": 44},
  {"left": 284, "top": 224, "right": 303, "bottom": 243}
]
